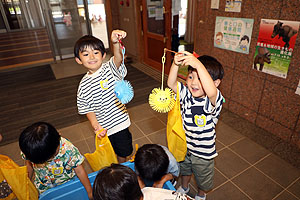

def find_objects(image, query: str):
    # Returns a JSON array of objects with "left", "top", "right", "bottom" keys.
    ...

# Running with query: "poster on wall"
[
  {"left": 253, "top": 19, "right": 300, "bottom": 79},
  {"left": 211, "top": 0, "right": 220, "bottom": 9},
  {"left": 296, "top": 80, "right": 300, "bottom": 96},
  {"left": 225, "top": 0, "right": 242, "bottom": 12},
  {"left": 214, "top": 17, "right": 254, "bottom": 54}
]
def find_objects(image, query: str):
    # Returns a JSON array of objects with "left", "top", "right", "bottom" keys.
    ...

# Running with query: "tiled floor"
[{"left": 1, "top": 60, "right": 299, "bottom": 200}]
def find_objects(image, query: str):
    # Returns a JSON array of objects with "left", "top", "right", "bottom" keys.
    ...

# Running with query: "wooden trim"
[
  {"left": 0, "top": 58, "right": 54, "bottom": 70},
  {"left": 0, "top": 51, "right": 52, "bottom": 61},
  {"left": 0, "top": 39, "right": 50, "bottom": 47},
  {"left": 104, "top": 0, "right": 113, "bottom": 51},
  {"left": 0, "top": 44, "right": 50, "bottom": 53}
]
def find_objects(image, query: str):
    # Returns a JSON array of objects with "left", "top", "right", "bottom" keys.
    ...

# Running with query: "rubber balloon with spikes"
[
  {"left": 148, "top": 49, "right": 175, "bottom": 113},
  {"left": 114, "top": 39, "right": 134, "bottom": 104}
]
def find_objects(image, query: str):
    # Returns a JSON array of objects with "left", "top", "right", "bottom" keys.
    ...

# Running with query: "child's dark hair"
[
  {"left": 74, "top": 35, "right": 106, "bottom": 59},
  {"left": 135, "top": 144, "right": 169, "bottom": 182},
  {"left": 188, "top": 55, "right": 224, "bottom": 81},
  {"left": 19, "top": 122, "right": 61, "bottom": 164},
  {"left": 93, "top": 164, "right": 143, "bottom": 200}
]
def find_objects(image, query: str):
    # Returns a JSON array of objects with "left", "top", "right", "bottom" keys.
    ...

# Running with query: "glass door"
[
  {"left": 87, "top": 0, "right": 108, "bottom": 48},
  {"left": 42, "top": 0, "right": 89, "bottom": 59},
  {"left": 0, "top": 0, "right": 45, "bottom": 31}
]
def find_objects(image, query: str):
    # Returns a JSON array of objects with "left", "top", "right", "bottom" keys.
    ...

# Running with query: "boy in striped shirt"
[
  {"left": 167, "top": 52, "right": 224, "bottom": 200},
  {"left": 74, "top": 30, "right": 132, "bottom": 163}
]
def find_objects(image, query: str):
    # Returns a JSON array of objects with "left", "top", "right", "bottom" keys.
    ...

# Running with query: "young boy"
[
  {"left": 93, "top": 164, "right": 195, "bottom": 200},
  {"left": 19, "top": 122, "right": 92, "bottom": 199},
  {"left": 167, "top": 52, "right": 224, "bottom": 200},
  {"left": 134, "top": 144, "right": 179, "bottom": 188},
  {"left": 74, "top": 30, "right": 133, "bottom": 163}
]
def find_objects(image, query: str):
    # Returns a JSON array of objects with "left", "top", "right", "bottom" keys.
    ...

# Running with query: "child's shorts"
[
  {"left": 108, "top": 128, "right": 133, "bottom": 157},
  {"left": 180, "top": 152, "right": 214, "bottom": 191}
]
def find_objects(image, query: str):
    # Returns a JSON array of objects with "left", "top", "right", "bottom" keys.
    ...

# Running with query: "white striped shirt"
[
  {"left": 77, "top": 57, "right": 130, "bottom": 136},
  {"left": 178, "top": 82, "right": 223, "bottom": 159}
]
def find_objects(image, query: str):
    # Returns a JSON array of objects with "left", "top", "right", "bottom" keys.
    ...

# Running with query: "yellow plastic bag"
[
  {"left": 84, "top": 134, "right": 118, "bottom": 171},
  {"left": 0, "top": 154, "right": 38, "bottom": 200},
  {"left": 166, "top": 84, "right": 187, "bottom": 162}
]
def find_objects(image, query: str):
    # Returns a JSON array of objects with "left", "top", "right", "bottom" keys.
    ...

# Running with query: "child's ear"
[
  {"left": 75, "top": 57, "right": 82, "bottom": 65},
  {"left": 103, "top": 52, "right": 106, "bottom": 59},
  {"left": 214, "top": 79, "right": 221, "bottom": 87}
]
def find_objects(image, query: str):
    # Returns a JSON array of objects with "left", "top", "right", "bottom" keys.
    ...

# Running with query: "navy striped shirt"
[
  {"left": 178, "top": 82, "right": 223, "bottom": 159},
  {"left": 77, "top": 57, "right": 130, "bottom": 136}
]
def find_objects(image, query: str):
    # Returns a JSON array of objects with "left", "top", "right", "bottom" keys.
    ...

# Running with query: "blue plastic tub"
[{"left": 39, "top": 161, "right": 175, "bottom": 200}]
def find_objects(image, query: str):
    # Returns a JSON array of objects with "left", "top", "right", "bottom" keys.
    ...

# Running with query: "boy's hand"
[
  {"left": 111, "top": 30, "right": 127, "bottom": 44},
  {"left": 153, "top": 180, "right": 164, "bottom": 188},
  {"left": 93, "top": 124, "right": 107, "bottom": 138},
  {"left": 176, "top": 51, "right": 201, "bottom": 69}
]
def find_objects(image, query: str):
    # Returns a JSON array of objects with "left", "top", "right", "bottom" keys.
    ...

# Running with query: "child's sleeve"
[
  {"left": 77, "top": 85, "right": 93, "bottom": 115},
  {"left": 109, "top": 57, "right": 127, "bottom": 80},
  {"left": 64, "top": 140, "right": 85, "bottom": 170},
  {"left": 203, "top": 89, "right": 223, "bottom": 117},
  {"left": 161, "top": 146, "right": 180, "bottom": 177},
  {"left": 178, "top": 82, "right": 189, "bottom": 105}
]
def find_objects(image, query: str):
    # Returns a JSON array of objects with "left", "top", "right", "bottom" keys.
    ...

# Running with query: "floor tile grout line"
[
  {"left": 227, "top": 147, "right": 292, "bottom": 192},
  {"left": 210, "top": 167, "right": 254, "bottom": 200},
  {"left": 129, "top": 113, "right": 157, "bottom": 124},
  {"left": 228, "top": 179, "right": 253, "bottom": 200},
  {"left": 216, "top": 136, "right": 245, "bottom": 150},
  {"left": 153, "top": 114, "right": 167, "bottom": 126},
  {"left": 271, "top": 177, "right": 300, "bottom": 200},
  {"left": 144, "top": 127, "right": 166, "bottom": 138},
  {"left": 132, "top": 121, "right": 148, "bottom": 138}
]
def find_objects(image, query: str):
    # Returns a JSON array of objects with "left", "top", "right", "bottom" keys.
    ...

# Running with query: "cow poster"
[
  {"left": 214, "top": 17, "right": 254, "bottom": 54},
  {"left": 253, "top": 19, "right": 300, "bottom": 78}
]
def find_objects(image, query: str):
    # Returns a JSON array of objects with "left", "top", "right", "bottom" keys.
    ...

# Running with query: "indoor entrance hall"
[{"left": 0, "top": 59, "right": 299, "bottom": 200}]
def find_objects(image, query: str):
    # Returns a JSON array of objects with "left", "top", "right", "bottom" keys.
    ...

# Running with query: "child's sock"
[
  {"left": 195, "top": 194, "right": 206, "bottom": 200},
  {"left": 176, "top": 185, "right": 190, "bottom": 194}
]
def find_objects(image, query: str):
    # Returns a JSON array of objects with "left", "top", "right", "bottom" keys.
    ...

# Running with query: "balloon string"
[
  {"left": 161, "top": 49, "right": 166, "bottom": 90},
  {"left": 121, "top": 46, "right": 125, "bottom": 80}
]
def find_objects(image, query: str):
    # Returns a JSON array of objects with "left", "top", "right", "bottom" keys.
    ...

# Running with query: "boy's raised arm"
[
  {"left": 180, "top": 51, "right": 218, "bottom": 105},
  {"left": 167, "top": 53, "right": 184, "bottom": 93},
  {"left": 111, "top": 30, "right": 127, "bottom": 68}
]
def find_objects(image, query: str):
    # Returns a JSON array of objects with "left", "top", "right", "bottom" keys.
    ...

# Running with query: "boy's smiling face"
[
  {"left": 75, "top": 46, "right": 106, "bottom": 74},
  {"left": 186, "top": 70, "right": 205, "bottom": 98}
]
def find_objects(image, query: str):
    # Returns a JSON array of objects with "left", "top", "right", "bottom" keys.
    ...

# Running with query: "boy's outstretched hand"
[
  {"left": 111, "top": 29, "right": 127, "bottom": 44},
  {"left": 175, "top": 51, "right": 201, "bottom": 69}
]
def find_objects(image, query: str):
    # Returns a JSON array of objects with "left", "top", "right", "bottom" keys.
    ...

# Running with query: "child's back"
[
  {"left": 19, "top": 122, "right": 92, "bottom": 199},
  {"left": 135, "top": 144, "right": 179, "bottom": 188}
]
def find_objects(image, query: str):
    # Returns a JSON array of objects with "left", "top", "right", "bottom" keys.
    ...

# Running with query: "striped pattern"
[
  {"left": 0, "top": 28, "right": 54, "bottom": 70},
  {"left": 77, "top": 57, "right": 130, "bottom": 136},
  {"left": 179, "top": 82, "right": 223, "bottom": 159}
]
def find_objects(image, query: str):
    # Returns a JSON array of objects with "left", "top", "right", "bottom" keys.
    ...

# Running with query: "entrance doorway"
[
  {"left": 42, "top": 0, "right": 109, "bottom": 59},
  {"left": 87, "top": 0, "right": 108, "bottom": 48},
  {"left": 0, "top": 0, "right": 44, "bottom": 31},
  {"left": 141, "top": 0, "right": 172, "bottom": 73}
]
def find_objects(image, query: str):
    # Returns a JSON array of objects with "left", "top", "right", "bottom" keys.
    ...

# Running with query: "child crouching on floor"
[
  {"left": 134, "top": 144, "right": 179, "bottom": 188},
  {"left": 19, "top": 122, "right": 93, "bottom": 199}
]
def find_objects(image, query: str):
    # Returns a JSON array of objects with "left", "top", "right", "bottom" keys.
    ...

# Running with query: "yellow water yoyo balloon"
[
  {"left": 149, "top": 88, "right": 175, "bottom": 113},
  {"left": 148, "top": 48, "right": 175, "bottom": 113}
]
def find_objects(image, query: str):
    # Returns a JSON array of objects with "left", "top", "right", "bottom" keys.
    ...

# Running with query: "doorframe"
[{"left": 135, "top": 0, "right": 172, "bottom": 74}]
